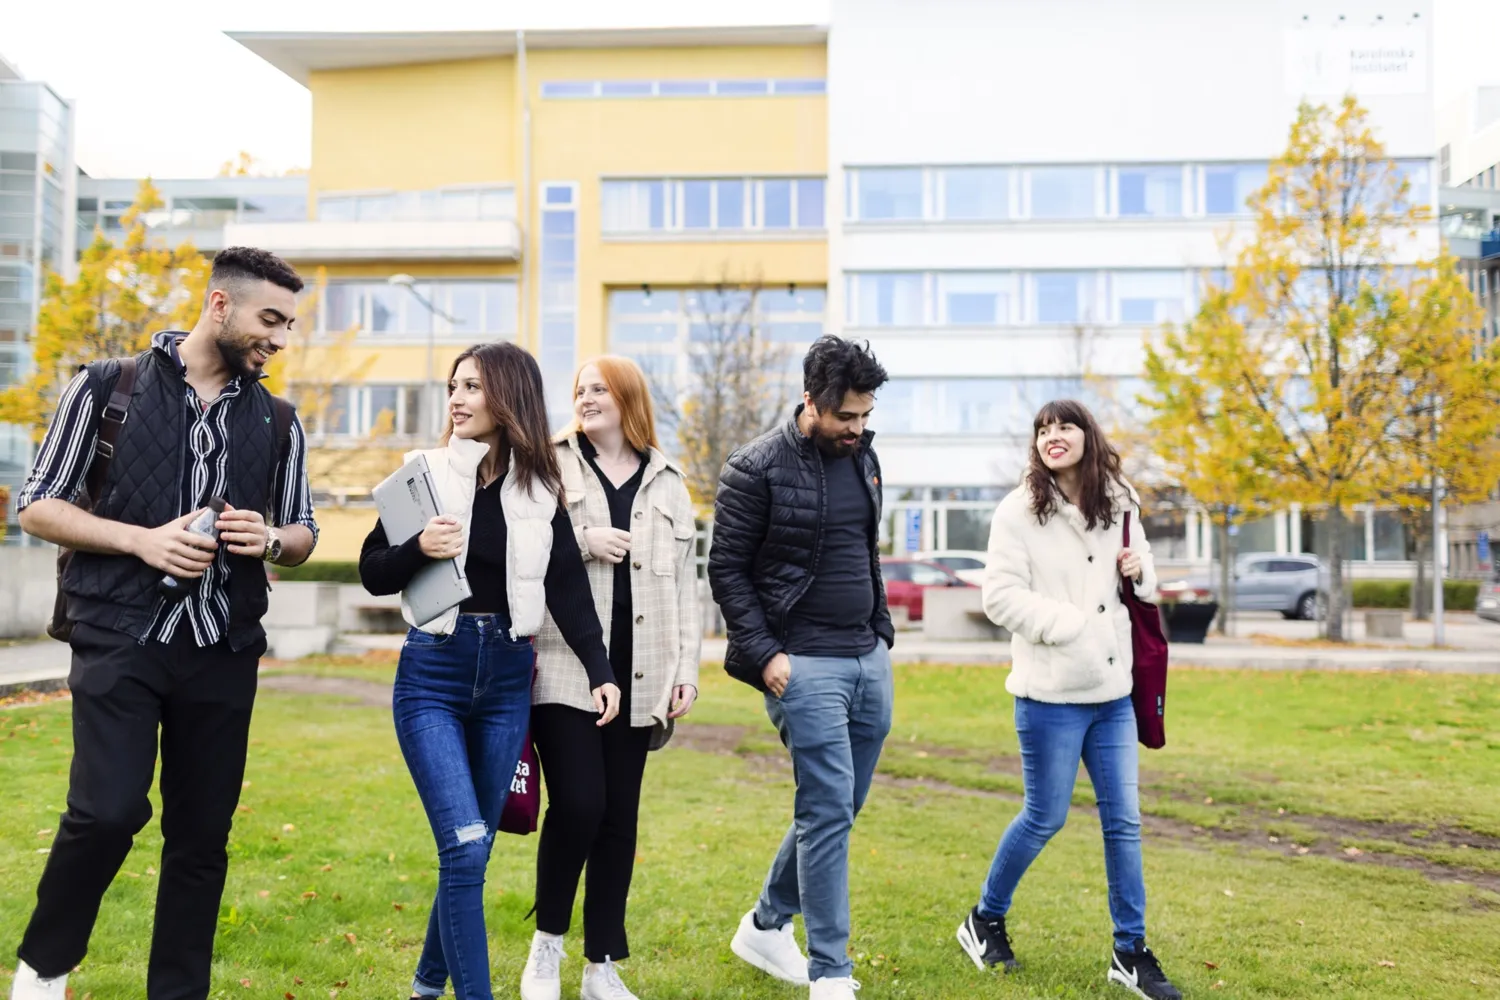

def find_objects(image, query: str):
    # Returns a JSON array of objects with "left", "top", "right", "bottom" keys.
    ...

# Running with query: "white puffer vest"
[{"left": 399, "top": 436, "right": 556, "bottom": 640}]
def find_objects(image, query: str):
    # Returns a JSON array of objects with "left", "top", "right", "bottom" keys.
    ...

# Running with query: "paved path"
[{"left": 5, "top": 611, "right": 1497, "bottom": 696}]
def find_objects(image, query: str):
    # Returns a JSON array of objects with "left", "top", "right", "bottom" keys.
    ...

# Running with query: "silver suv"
[{"left": 1188, "top": 553, "right": 1330, "bottom": 620}]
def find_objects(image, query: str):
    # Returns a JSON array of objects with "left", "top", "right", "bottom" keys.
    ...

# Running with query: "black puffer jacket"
[{"left": 709, "top": 407, "right": 895, "bottom": 690}]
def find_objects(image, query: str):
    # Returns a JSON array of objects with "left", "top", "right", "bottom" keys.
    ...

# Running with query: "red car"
[{"left": 880, "top": 558, "right": 975, "bottom": 622}]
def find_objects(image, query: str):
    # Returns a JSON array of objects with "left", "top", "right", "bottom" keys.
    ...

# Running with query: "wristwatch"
[{"left": 262, "top": 528, "right": 284, "bottom": 564}]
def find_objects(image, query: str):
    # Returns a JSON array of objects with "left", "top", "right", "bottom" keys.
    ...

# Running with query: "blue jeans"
[
  {"left": 754, "top": 645, "right": 893, "bottom": 981},
  {"left": 978, "top": 695, "right": 1147, "bottom": 952},
  {"left": 394, "top": 615, "right": 534, "bottom": 1000}
]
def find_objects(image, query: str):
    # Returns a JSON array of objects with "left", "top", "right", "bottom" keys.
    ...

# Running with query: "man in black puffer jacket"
[{"left": 713, "top": 336, "right": 894, "bottom": 1000}]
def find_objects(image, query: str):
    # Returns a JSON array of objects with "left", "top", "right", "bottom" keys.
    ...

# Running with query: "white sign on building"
[{"left": 1284, "top": 25, "right": 1429, "bottom": 98}]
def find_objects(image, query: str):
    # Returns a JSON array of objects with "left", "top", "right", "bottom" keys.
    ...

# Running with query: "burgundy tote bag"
[
  {"left": 1121, "top": 512, "right": 1169, "bottom": 749},
  {"left": 499, "top": 657, "right": 542, "bottom": 835}
]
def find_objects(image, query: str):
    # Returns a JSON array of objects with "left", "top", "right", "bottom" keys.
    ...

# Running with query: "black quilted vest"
[{"left": 62, "top": 345, "right": 279, "bottom": 650}]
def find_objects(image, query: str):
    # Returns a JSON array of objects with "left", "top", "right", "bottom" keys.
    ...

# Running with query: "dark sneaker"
[
  {"left": 956, "top": 906, "right": 1018, "bottom": 972},
  {"left": 1109, "top": 946, "right": 1183, "bottom": 1000}
]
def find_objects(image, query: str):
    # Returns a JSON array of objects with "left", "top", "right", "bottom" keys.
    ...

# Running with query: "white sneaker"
[
  {"left": 729, "top": 909, "right": 810, "bottom": 985},
  {"left": 581, "top": 957, "right": 639, "bottom": 1000},
  {"left": 9, "top": 962, "right": 68, "bottom": 1000},
  {"left": 810, "top": 977, "right": 862, "bottom": 1000},
  {"left": 520, "top": 931, "right": 566, "bottom": 1000}
]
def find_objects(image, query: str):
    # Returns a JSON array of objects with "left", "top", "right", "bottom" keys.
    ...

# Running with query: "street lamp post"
[{"left": 388, "top": 274, "right": 460, "bottom": 438}]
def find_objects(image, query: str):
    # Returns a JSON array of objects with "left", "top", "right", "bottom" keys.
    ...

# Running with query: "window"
[
  {"left": 855, "top": 168, "right": 923, "bottom": 221},
  {"left": 682, "top": 181, "right": 712, "bottom": 229},
  {"left": 1033, "top": 272, "right": 1094, "bottom": 323},
  {"left": 909, "top": 563, "right": 954, "bottom": 586},
  {"left": 316, "top": 185, "right": 514, "bottom": 222},
  {"left": 540, "top": 78, "right": 825, "bottom": 99},
  {"left": 936, "top": 272, "right": 1015, "bottom": 325},
  {"left": 1113, "top": 270, "right": 1187, "bottom": 323},
  {"left": 321, "top": 280, "right": 516, "bottom": 337},
  {"left": 1117, "top": 166, "right": 1183, "bottom": 218},
  {"left": 849, "top": 273, "right": 923, "bottom": 326},
  {"left": 1203, "top": 164, "right": 1267, "bottom": 215},
  {"left": 882, "top": 562, "right": 913, "bottom": 583},
  {"left": 601, "top": 177, "right": 824, "bottom": 234},
  {"left": 942, "top": 167, "right": 1010, "bottom": 220},
  {"left": 1394, "top": 159, "right": 1433, "bottom": 211},
  {"left": 1028, "top": 167, "right": 1096, "bottom": 219},
  {"left": 539, "top": 183, "right": 578, "bottom": 428}
]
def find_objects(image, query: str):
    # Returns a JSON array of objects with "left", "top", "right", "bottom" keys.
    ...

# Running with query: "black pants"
[
  {"left": 532, "top": 620, "right": 653, "bottom": 962},
  {"left": 18, "top": 620, "right": 263, "bottom": 1000}
]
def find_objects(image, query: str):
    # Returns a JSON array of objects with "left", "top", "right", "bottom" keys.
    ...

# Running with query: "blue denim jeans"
[
  {"left": 753, "top": 644, "right": 893, "bottom": 981},
  {"left": 978, "top": 695, "right": 1147, "bottom": 951},
  {"left": 394, "top": 615, "right": 534, "bottom": 1000}
]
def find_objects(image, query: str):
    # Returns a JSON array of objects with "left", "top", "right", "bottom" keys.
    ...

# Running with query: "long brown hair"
[
  {"left": 442, "top": 342, "right": 563, "bottom": 503},
  {"left": 559, "top": 355, "right": 661, "bottom": 452},
  {"left": 1025, "top": 398, "right": 1132, "bottom": 531}
]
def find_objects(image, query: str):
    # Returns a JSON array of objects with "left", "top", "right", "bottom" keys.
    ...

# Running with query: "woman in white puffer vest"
[{"left": 953, "top": 399, "right": 1183, "bottom": 1000}]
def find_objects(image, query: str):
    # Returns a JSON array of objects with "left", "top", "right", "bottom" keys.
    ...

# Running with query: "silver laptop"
[{"left": 372, "top": 454, "right": 472, "bottom": 627}]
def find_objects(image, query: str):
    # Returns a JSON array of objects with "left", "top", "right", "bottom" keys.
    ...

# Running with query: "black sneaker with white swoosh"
[
  {"left": 955, "top": 906, "right": 1018, "bottom": 972},
  {"left": 1108, "top": 946, "right": 1182, "bottom": 1000}
]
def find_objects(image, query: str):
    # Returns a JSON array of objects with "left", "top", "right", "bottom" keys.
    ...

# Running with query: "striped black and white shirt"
[{"left": 16, "top": 331, "right": 318, "bottom": 647}]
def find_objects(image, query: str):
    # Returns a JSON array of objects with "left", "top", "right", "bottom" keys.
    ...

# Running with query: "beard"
[
  {"left": 811, "top": 426, "right": 860, "bottom": 458},
  {"left": 215, "top": 311, "right": 266, "bottom": 379}
]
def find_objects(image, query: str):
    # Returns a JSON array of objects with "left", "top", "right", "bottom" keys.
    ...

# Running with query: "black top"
[
  {"left": 579, "top": 434, "right": 646, "bottom": 623},
  {"left": 782, "top": 450, "right": 879, "bottom": 657},
  {"left": 358, "top": 473, "right": 615, "bottom": 689}
]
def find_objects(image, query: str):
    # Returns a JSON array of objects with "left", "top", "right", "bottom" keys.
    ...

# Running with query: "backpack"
[{"left": 46, "top": 357, "right": 295, "bottom": 642}]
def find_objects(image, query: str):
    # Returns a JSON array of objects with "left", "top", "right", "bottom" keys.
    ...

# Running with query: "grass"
[{"left": 0, "top": 657, "right": 1496, "bottom": 999}]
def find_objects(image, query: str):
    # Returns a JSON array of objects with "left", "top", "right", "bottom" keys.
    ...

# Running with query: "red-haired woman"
[
  {"left": 358, "top": 343, "right": 619, "bottom": 1000},
  {"left": 520, "top": 355, "right": 701, "bottom": 1000},
  {"left": 955, "top": 399, "right": 1182, "bottom": 1000}
]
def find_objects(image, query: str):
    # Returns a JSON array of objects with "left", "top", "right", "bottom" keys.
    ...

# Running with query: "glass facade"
[
  {"left": 845, "top": 269, "right": 1191, "bottom": 327},
  {"left": 539, "top": 183, "right": 578, "bottom": 429},
  {"left": 1, "top": 76, "right": 74, "bottom": 541},
  {"left": 77, "top": 177, "right": 308, "bottom": 251}
]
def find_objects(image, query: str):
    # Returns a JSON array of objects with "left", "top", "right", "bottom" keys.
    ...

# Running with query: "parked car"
[
  {"left": 881, "top": 558, "right": 974, "bottom": 622},
  {"left": 916, "top": 549, "right": 988, "bottom": 585},
  {"left": 1167, "top": 552, "right": 1330, "bottom": 620},
  {"left": 1479, "top": 576, "right": 1500, "bottom": 624}
]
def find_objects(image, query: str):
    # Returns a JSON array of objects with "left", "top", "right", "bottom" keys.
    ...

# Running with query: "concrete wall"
[{"left": 0, "top": 546, "right": 58, "bottom": 639}]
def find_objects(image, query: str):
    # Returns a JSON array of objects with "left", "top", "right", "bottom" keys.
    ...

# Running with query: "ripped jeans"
[{"left": 394, "top": 614, "right": 534, "bottom": 1000}]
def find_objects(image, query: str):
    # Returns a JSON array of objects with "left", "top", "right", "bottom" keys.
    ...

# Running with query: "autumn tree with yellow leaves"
[
  {"left": 1143, "top": 97, "right": 1500, "bottom": 641},
  {"left": 0, "top": 180, "right": 209, "bottom": 440}
]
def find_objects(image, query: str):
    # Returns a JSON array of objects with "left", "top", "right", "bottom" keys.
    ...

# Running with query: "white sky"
[{"left": 3, "top": 0, "right": 1496, "bottom": 179}]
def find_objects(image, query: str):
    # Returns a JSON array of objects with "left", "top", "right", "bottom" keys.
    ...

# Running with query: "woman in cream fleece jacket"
[{"left": 953, "top": 400, "right": 1183, "bottom": 1000}]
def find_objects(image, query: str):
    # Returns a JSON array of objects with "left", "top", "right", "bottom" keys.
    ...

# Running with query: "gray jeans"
[{"left": 753, "top": 643, "right": 894, "bottom": 981}]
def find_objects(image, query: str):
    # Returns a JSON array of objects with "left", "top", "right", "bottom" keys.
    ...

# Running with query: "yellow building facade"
[{"left": 230, "top": 27, "right": 830, "bottom": 560}]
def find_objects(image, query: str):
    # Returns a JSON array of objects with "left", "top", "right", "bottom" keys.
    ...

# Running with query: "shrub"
[
  {"left": 1350, "top": 579, "right": 1478, "bottom": 612},
  {"left": 270, "top": 560, "right": 362, "bottom": 585}
]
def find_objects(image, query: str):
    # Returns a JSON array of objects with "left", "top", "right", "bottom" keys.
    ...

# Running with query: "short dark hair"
[
  {"left": 802, "top": 335, "right": 888, "bottom": 412},
  {"left": 210, "top": 246, "right": 303, "bottom": 296}
]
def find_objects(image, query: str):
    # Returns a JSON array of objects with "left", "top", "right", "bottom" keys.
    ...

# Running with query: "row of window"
[
  {"left": 847, "top": 160, "right": 1433, "bottom": 223},
  {"left": 608, "top": 287, "right": 826, "bottom": 346},
  {"left": 601, "top": 178, "right": 825, "bottom": 233},
  {"left": 301, "top": 384, "right": 427, "bottom": 439},
  {"left": 317, "top": 185, "right": 515, "bottom": 224},
  {"left": 540, "top": 78, "right": 825, "bottom": 99},
  {"left": 878, "top": 377, "right": 1146, "bottom": 437},
  {"left": 846, "top": 270, "right": 1196, "bottom": 327},
  {"left": 77, "top": 193, "right": 308, "bottom": 236},
  {"left": 318, "top": 280, "right": 518, "bottom": 337}
]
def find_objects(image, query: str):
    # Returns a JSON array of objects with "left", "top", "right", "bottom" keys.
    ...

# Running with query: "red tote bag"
[
  {"left": 499, "top": 657, "right": 542, "bottom": 836},
  {"left": 1121, "top": 512, "right": 1169, "bottom": 749}
]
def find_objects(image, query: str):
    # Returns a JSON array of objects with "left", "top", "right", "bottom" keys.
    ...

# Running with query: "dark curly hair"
[
  {"left": 1026, "top": 398, "right": 1133, "bottom": 531},
  {"left": 210, "top": 246, "right": 304, "bottom": 296},
  {"left": 802, "top": 335, "right": 889, "bottom": 412}
]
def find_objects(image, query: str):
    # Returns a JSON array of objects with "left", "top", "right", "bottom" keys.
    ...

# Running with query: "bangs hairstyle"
[
  {"left": 1025, "top": 398, "right": 1133, "bottom": 531},
  {"left": 561, "top": 355, "right": 661, "bottom": 453},
  {"left": 442, "top": 342, "right": 563, "bottom": 504}
]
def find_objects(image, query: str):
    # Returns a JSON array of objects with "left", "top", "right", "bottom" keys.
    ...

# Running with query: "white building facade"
[{"left": 828, "top": 0, "right": 1439, "bottom": 570}]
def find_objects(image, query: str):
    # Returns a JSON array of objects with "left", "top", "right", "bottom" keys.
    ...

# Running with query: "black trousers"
[
  {"left": 532, "top": 617, "right": 653, "bottom": 962},
  {"left": 18, "top": 620, "right": 263, "bottom": 1000}
]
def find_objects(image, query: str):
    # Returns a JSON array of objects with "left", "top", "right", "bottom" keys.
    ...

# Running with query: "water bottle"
[{"left": 158, "top": 496, "right": 226, "bottom": 601}]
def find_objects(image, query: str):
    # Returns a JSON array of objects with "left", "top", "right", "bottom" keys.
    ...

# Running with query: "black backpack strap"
[
  {"left": 84, "top": 356, "right": 138, "bottom": 502},
  {"left": 268, "top": 393, "right": 296, "bottom": 515}
]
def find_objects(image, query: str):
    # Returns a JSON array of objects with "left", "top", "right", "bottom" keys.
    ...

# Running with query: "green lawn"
[{"left": 1, "top": 659, "right": 1496, "bottom": 999}]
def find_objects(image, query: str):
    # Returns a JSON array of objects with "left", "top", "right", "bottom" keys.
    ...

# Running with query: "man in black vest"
[{"left": 10, "top": 247, "right": 318, "bottom": 1000}]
